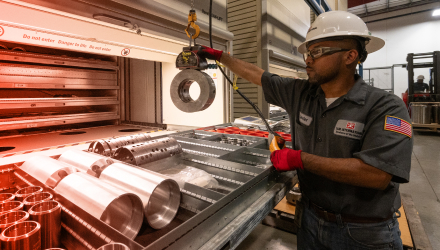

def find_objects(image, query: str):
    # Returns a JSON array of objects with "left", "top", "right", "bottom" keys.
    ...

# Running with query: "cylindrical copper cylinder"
[
  {"left": 29, "top": 201, "right": 61, "bottom": 249},
  {"left": 0, "top": 194, "right": 15, "bottom": 204},
  {"left": 97, "top": 243, "right": 130, "bottom": 250},
  {"left": 0, "top": 201, "right": 24, "bottom": 215},
  {"left": 15, "top": 186, "right": 43, "bottom": 202},
  {"left": 0, "top": 211, "right": 29, "bottom": 233},
  {"left": 44, "top": 249, "right": 66, "bottom": 250},
  {"left": 23, "top": 193, "right": 53, "bottom": 211},
  {"left": 0, "top": 221, "right": 41, "bottom": 250}
]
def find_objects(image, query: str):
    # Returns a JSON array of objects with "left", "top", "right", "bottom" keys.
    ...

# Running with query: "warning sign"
[
  {"left": 0, "top": 26, "right": 4, "bottom": 37},
  {"left": 121, "top": 48, "right": 130, "bottom": 56}
]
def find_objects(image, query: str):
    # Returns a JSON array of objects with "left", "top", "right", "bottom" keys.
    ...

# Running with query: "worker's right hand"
[
  {"left": 270, "top": 148, "right": 304, "bottom": 172},
  {"left": 199, "top": 46, "right": 223, "bottom": 61}
]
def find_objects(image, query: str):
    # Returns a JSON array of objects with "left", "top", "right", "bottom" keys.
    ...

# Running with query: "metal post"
[
  {"left": 391, "top": 65, "right": 394, "bottom": 94},
  {"left": 359, "top": 63, "right": 363, "bottom": 79},
  {"left": 407, "top": 53, "right": 414, "bottom": 102},
  {"left": 434, "top": 51, "right": 440, "bottom": 101}
]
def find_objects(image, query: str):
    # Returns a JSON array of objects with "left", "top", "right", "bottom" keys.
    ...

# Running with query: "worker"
[
  {"left": 414, "top": 75, "right": 429, "bottom": 93},
  {"left": 201, "top": 11, "right": 412, "bottom": 250}
]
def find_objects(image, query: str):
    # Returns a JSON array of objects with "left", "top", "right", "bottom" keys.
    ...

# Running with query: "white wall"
[
  {"left": 363, "top": 11, "right": 440, "bottom": 97},
  {"left": 162, "top": 62, "right": 225, "bottom": 127}
]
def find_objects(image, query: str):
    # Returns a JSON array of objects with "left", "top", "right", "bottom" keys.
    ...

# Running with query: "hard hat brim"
[{"left": 298, "top": 34, "right": 385, "bottom": 55}]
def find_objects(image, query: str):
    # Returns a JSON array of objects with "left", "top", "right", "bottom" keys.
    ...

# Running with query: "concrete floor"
[{"left": 237, "top": 131, "right": 440, "bottom": 250}]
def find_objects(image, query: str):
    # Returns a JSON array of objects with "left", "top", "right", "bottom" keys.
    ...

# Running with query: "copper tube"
[
  {"left": 97, "top": 243, "right": 130, "bottom": 250},
  {"left": 0, "top": 201, "right": 24, "bottom": 215},
  {"left": 15, "top": 186, "right": 43, "bottom": 202},
  {"left": 0, "top": 211, "right": 29, "bottom": 233},
  {"left": 23, "top": 192, "right": 53, "bottom": 211},
  {"left": 0, "top": 193, "right": 15, "bottom": 204},
  {"left": 29, "top": 201, "right": 61, "bottom": 249},
  {"left": 0, "top": 221, "right": 41, "bottom": 250}
]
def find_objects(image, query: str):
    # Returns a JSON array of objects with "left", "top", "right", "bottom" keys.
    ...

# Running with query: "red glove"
[
  {"left": 200, "top": 45, "right": 223, "bottom": 61},
  {"left": 270, "top": 148, "right": 304, "bottom": 172}
]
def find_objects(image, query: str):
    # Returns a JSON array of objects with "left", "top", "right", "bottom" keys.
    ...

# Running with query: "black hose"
[
  {"left": 209, "top": 0, "right": 213, "bottom": 49},
  {"left": 208, "top": 0, "right": 274, "bottom": 134}
]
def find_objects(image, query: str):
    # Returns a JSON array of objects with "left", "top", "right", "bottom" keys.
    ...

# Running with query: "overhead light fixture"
[{"left": 433, "top": 9, "right": 440, "bottom": 16}]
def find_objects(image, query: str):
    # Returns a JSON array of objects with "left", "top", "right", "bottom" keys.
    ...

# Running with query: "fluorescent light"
[{"left": 433, "top": 9, "right": 440, "bottom": 16}]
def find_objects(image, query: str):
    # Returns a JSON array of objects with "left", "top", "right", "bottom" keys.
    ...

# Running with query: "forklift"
[
  {"left": 407, "top": 51, "right": 440, "bottom": 103},
  {"left": 406, "top": 51, "right": 440, "bottom": 126}
]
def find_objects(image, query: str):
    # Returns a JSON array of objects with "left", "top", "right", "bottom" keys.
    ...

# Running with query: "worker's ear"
[{"left": 345, "top": 49, "right": 359, "bottom": 66}]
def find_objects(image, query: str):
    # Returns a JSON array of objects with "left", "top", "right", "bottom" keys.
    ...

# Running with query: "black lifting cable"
[{"left": 208, "top": 0, "right": 275, "bottom": 134}]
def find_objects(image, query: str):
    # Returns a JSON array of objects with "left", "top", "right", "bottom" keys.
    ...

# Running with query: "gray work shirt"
[{"left": 261, "top": 72, "right": 413, "bottom": 218}]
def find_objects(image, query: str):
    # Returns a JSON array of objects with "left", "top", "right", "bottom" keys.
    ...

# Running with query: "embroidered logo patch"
[
  {"left": 384, "top": 116, "right": 412, "bottom": 138},
  {"left": 334, "top": 120, "right": 365, "bottom": 140},
  {"left": 346, "top": 122, "right": 356, "bottom": 130},
  {"left": 299, "top": 112, "right": 313, "bottom": 126}
]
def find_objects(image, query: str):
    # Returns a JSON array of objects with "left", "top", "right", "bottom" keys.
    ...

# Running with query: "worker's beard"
[{"left": 308, "top": 69, "right": 339, "bottom": 86}]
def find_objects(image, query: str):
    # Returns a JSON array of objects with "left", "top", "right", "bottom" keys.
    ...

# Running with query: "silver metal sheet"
[
  {"left": 0, "top": 112, "right": 118, "bottom": 131},
  {"left": 0, "top": 97, "right": 118, "bottom": 109},
  {"left": 0, "top": 63, "right": 117, "bottom": 80},
  {"left": 0, "top": 50, "right": 117, "bottom": 70}
]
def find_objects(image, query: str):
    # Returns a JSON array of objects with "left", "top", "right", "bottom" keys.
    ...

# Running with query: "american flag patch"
[{"left": 384, "top": 116, "right": 412, "bottom": 138}]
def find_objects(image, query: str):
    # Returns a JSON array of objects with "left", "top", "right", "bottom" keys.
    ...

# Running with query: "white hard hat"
[
  {"left": 298, "top": 11, "right": 385, "bottom": 54},
  {"left": 417, "top": 75, "right": 425, "bottom": 80}
]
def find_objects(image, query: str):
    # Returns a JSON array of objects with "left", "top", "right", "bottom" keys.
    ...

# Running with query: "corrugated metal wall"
[{"left": 227, "top": 0, "right": 261, "bottom": 119}]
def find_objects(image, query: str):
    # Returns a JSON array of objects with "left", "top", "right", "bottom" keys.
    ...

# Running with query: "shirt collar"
[
  {"left": 344, "top": 74, "right": 367, "bottom": 105},
  {"left": 307, "top": 74, "right": 367, "bottom": 105}
]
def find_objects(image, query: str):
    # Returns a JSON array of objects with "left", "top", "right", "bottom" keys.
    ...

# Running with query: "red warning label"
[{"left": 121, "top": 48, "right": 130, "bottom": 56}]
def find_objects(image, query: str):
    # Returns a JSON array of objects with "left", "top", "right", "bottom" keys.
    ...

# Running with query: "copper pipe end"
[
  {"left": 23, "top": 192, "right": 53, "bottom": 211},
  {"left": 15, "top": 186, "right": 43, "bottom": 202},
  {"left": 0, "top": 221, "right": 41, "bottom": 249},
  {"left": 0, "top": 193, "right": 15, "bottom": 204},
  {"left": 97, "top": 243, "right": 130, "bottom": 250},
  {"left": 0, "top": 211, "right": 29, "bottom": 233},
  {"left": 0, "top": 201, "right": 24, "bottom": 215},
  {"left": 29, "top": 200, "right": 61, "bottom": 249}
]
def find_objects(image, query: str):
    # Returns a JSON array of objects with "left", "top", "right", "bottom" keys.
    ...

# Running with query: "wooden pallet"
[{"left": 412, "top": 123, "right": 440, "bottom": 132}]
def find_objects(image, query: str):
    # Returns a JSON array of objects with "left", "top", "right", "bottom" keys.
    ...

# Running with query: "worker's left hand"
[{"left": 270, "top": 148, "right": 304, "bottom": 172}]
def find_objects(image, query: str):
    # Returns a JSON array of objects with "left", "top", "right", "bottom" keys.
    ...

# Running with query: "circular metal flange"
[{"left": 170, "top": 69, "right": 216, "bottom": 112}]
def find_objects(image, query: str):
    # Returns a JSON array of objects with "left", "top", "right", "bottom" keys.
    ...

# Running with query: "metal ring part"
[
  {"left": 0, "top": 193, "right": 15, "bottom": 204},
  {"left": 113, "top": 137, "right": 182, "bottom": 166},
  {"left": 0, "top": 221, "right": 41, "bottom": 249},
  {"left": 21, "top": 155, "right": 76, "bottom": 188},
  {"left": 0, "top": 201, "right": 24, "bottom": 216},
  {"left": 54, "top": 172, "right": 144, "bottom": 239},
  {"left": 170, "top": 69, "right": 216, "bottom": 112},
  {"left": 100, "top": 162, "right": 181, "bottom": 229},
  {"left": 97, "top": 243, "right": 130, "bottom": 250},
  {"left": 88, "top": 133, "right": 152, "bottom": 157},
  {"left": 0, "top": 211, "right": 29, "bottom": 233},
  {"left": 23, "top": 192, "right": 53, "bottom": 211},
  {"left": 15, "top": 186, "right": 43, "bottom": 202},
  {"left": 58, "top": 149, "right": 114, "bottom": 177},
  {"left": 29, "top": 200, "right": 62, "bottom": 249}
]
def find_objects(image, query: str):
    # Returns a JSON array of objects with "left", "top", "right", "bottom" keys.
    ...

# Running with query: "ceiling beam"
[{"left": 354, "top": 0, "right": 439, "bottom": 18}]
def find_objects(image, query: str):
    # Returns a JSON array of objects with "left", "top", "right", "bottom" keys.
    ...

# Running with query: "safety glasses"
[{"left": 303, "top": 47, "right": 351, "bottom": 61}]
